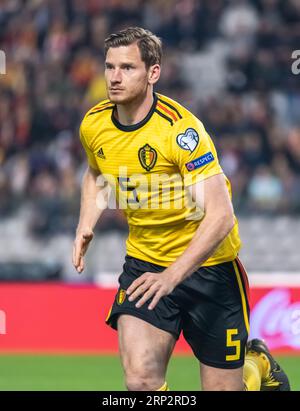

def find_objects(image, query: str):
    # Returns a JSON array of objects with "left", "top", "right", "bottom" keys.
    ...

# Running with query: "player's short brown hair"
[{"left": 104, "top": 27, "right": 162, "bottom": 68}]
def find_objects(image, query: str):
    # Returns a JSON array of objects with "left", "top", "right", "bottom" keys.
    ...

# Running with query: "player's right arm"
[
  {"left": 73, "top": 167, "right": 105, "bottom": 273},
  {"left": 73, "top": 165, "right": 106, "bottom": 273},
  {"left": 73, "top": 121, "right": 105, "bottom": 273}
]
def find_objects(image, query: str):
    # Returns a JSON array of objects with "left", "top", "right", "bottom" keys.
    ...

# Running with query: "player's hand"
[
  {"left": 126, "top": 270, "right": 179, "bottom": 310},
  {"left": 72, "top": 229, "right": 94, "bottom": 273}
]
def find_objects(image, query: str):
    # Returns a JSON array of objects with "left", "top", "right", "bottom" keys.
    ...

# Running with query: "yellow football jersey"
[{"left": 80, "top": 93, "right": 241, "bottom": 267}]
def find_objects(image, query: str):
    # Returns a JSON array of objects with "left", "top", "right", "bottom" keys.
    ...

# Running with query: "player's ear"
[{"left": 148, "top": 64, "right": 160, "bottom": 85}]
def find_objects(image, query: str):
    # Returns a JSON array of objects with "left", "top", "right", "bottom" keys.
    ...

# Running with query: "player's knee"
[
  {"left": 124, "top": 365, "right": 163, "bottom": 391},
  {"left": 123, "top": 352, "right": 165, "bottom": 391},
  {"left": 125, "top": 374, "right": 162, "bottom": 391}
]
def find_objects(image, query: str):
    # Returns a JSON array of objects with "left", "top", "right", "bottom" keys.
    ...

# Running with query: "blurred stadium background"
[{"left": 0, "top": 0, "right": 300, "bottom": 390}]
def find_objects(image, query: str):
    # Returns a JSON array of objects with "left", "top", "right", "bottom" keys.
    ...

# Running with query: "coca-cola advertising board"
[
  {"left": 250, "top": 289, "right": 300, "bottom": 353},
  {"left": 0, "top": 278, "right": 300, "bottom": 353}
]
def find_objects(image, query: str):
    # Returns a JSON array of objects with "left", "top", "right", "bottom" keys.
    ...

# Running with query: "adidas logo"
[{"left": 97, "top": 147, "right": 106, "bottom": 159}]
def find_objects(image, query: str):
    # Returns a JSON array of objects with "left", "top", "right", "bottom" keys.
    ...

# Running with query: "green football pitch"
[{"left": 0, "top": 355, "right": 299, "bottom": 391}]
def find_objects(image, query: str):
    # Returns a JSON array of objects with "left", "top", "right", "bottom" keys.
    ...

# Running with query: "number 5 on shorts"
[{"left": 226, "top": 329, "right": 241, "bottom": 361}]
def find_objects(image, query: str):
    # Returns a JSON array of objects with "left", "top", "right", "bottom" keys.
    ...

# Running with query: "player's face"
[{"left": 105, "top": 43, "right": 155, "bottom": 104}]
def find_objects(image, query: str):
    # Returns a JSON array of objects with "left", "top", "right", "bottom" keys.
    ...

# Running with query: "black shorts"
[{"left": 105, "top": 255, "right": 250, "bottom": 369}]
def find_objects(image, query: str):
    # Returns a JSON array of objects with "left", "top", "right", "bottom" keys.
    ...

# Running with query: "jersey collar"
[{"left": 111, "top": 93, "right": 158, "bottom": 132}]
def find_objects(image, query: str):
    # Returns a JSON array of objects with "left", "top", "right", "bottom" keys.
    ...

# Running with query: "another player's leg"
[
  {"left": 243, "top": 339, "right": 290, "bottom": 391},
  {"left": 243, "top": 351, "right": 262, "bottom": 390},
  {"left": 117, "top": 314, "right": 176, "bottom": 391}
]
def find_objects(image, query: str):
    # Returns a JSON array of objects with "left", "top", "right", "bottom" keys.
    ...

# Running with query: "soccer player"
[{"left": 73, "top": 27, "right": 290, "bottom": 391}]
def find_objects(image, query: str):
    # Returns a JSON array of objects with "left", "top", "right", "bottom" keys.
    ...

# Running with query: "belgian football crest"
[
  {"left": 138, "top": 144, "right": 157, "bottom": 171},
  {"left": 117, "top": 289, "right": 126, "bottom": 305}
]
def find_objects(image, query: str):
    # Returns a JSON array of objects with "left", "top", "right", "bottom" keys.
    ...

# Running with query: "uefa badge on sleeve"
[{"left": 176, "top": 128, "right": 199, "bottom": 153}]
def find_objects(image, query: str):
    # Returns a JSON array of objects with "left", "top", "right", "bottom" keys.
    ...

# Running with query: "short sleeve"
[
  {"left": 170, "top": 116, "right": 223, "bottom": 186},
  {"left": 79, "top": 123, "right": 99, "bottom": 170}
]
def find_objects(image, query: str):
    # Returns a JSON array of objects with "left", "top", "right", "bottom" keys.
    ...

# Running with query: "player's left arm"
[
  {"left": 126, "top": 174, "right": 234, "bottom": 309},
  {"left": 126, "top": 115, "right": 234, "bottom": 310},
  {"left": 167, "top": 173, "right": 235, "bottom": 279}
]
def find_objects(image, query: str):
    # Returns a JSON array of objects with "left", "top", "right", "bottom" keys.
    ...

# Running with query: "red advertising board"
[
  {"left": 249, "top": 287, "right": 300, "bottom": 353},
  {"left": 0, "top": 283, "right": 300, "bottom": 354}
]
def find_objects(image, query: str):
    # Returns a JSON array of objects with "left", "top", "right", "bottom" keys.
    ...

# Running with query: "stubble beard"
[
  {"left": 108, "top": 81, "right": 148, "bottom": 106},
  {"left": 109, "top": 90, "right": 141, "bottom": 106}
]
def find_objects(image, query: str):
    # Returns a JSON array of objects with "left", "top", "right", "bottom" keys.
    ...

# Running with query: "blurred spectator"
[{"left": 248, "top": 165, "right": 283, "bottom": 212}]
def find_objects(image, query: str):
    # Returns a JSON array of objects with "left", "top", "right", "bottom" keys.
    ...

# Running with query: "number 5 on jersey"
[{"left": 226, "top": 329, "right": 241, "bottom": 361}]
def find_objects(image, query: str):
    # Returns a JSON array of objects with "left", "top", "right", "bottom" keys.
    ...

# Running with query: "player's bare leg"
[
  {"left": 200, "top": 363, "right": 244, "bottom": 391},
  {"left": 117, "top": 314, "right": 176, "bottom": 391}
]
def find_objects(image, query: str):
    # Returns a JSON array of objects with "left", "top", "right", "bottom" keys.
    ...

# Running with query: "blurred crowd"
[{"left": 0, "top": 0, "right": 300, "bottom": 238}]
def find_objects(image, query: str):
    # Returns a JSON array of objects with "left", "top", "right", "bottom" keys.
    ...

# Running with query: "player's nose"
[{"left": 110, "top": 68, "right": 122, "bottom": 83}]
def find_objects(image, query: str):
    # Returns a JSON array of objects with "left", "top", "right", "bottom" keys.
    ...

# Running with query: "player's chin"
[
  {"left": 108, "top": 93, "right": 125, "bottom": 104},
  {"left": 108, "top": 92, "right": 135, "bottom": 105}
]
